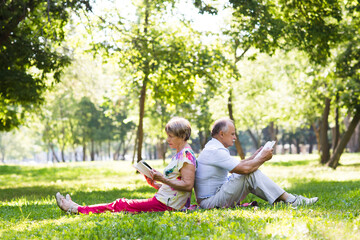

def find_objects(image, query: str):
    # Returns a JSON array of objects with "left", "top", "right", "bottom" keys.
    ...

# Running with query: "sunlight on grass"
[{"left": 1, "top": 154, "right": 359, "bottom": 239}]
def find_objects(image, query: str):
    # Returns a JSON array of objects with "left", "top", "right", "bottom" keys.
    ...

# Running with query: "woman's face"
[{"left": 166, "top": 132, "right": 185, "bottom": 151}]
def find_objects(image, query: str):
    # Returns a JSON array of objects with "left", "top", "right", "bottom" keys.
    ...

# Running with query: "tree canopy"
[
  {"left": 0, "top": 0, "right": 92, "bottom": 131},
  {"left": 1, "top": 0, "right": 359, "bottom": 168}
]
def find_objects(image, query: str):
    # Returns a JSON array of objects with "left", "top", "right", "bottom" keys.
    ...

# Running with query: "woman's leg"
[{"left": 77, "top": 196, "right": 173, "bottom": 214}]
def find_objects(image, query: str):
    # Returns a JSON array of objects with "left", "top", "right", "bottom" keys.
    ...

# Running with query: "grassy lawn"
[{"left": 0, "top": 153, "right": 359, "bottom": 239}]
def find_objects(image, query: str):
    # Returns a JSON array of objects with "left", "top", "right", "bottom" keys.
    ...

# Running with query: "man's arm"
[
  {"left": 230, "top": 148, "right": 273, "bottom": 175},
  {"left": 242, "top": 147, "right": 262, "bottom": 161}
]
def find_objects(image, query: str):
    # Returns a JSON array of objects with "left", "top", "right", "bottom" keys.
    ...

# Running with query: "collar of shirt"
[{"left": 206, "top": 138, "right": 227, "bottom": 150}]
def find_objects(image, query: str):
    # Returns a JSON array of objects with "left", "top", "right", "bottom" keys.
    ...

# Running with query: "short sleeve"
[
  {"left": 209, "top": 148, "right": 238, "bottom": 171},
  {"left": 177, "top": 148, "right": 197, "bottom": 171}
]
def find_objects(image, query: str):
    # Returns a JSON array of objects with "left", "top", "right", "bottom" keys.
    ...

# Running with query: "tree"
[
  {"left": 74, "top": 97, "right": 100, "bottom": 161},
  {"left": 0, "top": 0, "right": 92, "bottom": 131},
  {"left": 196, "top": 0, "right": 359, "bottom": 168},
  {"left": 90, "top": 0, "right": 224, "bottom": 162},
  {"left": 101, "top": 97, "right": 136, "bottom": 161},
  {"left": 326, "top": 5, "right": 360, "bottom": 167}
]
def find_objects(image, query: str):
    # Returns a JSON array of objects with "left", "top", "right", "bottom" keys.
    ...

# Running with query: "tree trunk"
[
  {"left": 227, "top": 90, "right": 245, "bottom": 159},
  {"left": 90, "top": 139, "right": 95, "bottom": 161},
  {"left": 247, "top": 129, "right": 259, "bottom": 149},
  {"left": 122, "top": 133, "right": 134, "bottom": 160},
  {"left": 332, "top": 101, "right": 340, "bottom": 151},
  {"left": 82, "top": 142, "right": 86, "bottom": 161},
  {"left": 61, "top": 146, "right": 65, "bottom": 162},
  {"left": 0, "top": 137, "right": 6, "bottom": 163},
  {"left": 74, "top": 149, "right": 78, "bottom": 162},
  {"left": 308, "top": 125, "right": 316, "bottom": 154},
  {"left": 345, "top": 115, "right": 360, "bottom": 152},
  {"left": 269, "top": 122, "right": 277, "bottom": 154},
  {"left": 354, "top": 123, "right": 360, "bottom": 152},
  {"left": 327, "top": 111, "right": 360, "bottom": 169},
  {"left": 132, "top": 133, "right": 138, "bottom": 164},
  {"left": 1, "top": 149, "right": 5, "bottom": 163},
  {"left": 136, "top": 0, "right": 150, "bottom": 163},
  {"left": 199, "top": 131, "right": 205, "bottom": 150},
  {"left": 288, "top": 134, "right": 293, "bottom": 154},
  {"left": 108, "top": 140, "right": 111, "bottom": 160},
  {"left": 293, "top": 138, "right": 300, "bottom": 154},
  {"left": 59, "top": 102, "right": 66, "bottom": 162},
  {"left": 113, "top": 142, "right": 122, "bottom": 160},
  {"left": 320, "top": 98, "right": 331, "bottom": 164},
  {"left": 49, "top": 143, "right": 60, "bottom": 163},
  {"left": 312, "top": 123, "right": 321, "bottom": 153},
  {"left": 121, "top": 143, "right": 128, "bottom": 160},
  {"left": 162, "top": 140, "right": 167, "bottom": 164},
  {"left": 134, "top": 94, "right": 146, "bottom": 161}
]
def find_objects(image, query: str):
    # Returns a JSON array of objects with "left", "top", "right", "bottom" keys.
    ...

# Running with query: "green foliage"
[
  {"left": 333, "top": 2, "right": 360, "bottom": 113},
  {"left": 227, "top": 0, "right": 342, "bottom": 63},
  {"left": 1, "top": 154, "right": 360, "bottom": 239},
  {"left": 0, "top": 0, "right": 92, "bottom": 131}
]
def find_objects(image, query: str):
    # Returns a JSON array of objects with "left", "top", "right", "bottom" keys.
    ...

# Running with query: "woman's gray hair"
[
  {"left": 211, "top": 118, "right": 234, "bottom": 137},
  {"left": 165, "top": 117, "right": 191, "bottom": 141}
]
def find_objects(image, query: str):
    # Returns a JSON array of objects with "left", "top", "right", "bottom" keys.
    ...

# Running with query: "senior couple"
[{"left": 56, "top": 117, "right": 318, "bottom": 214}]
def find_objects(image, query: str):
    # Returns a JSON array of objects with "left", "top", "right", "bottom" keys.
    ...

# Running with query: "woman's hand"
[
  {"left": 144, "top": 174, "right": 161, "bottom": 190},
  {"left": 153, "top": 163, "right": 195, "bottom": 192},
  {"left": 144, "top": 175, "right": 154, "bottom": 185},
  {"left": 150, "top": 169, "right": 165, "bottom": 183}
]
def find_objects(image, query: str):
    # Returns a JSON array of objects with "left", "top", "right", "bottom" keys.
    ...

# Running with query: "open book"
[
  {"left": 133, "top": 160, "right": 153, "bottom": 179},
  {"left": 255, "top": 141, "right": 276, "bottom": 159}
]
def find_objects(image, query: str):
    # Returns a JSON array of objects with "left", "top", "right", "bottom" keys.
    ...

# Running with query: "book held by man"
[
  {"left": 255, "top": 141, "right": 276, "bottom": 159},
  {"left": 133, "top": 160, "right": 153, "bottom": 179}
]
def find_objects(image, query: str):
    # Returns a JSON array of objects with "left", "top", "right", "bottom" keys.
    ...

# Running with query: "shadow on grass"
[
  {"left": 0, "top": 185, "right": 156, "bottom": 202},
  {"left": 338, "top": 162, "right": 360, "bottom": 167},
  {"left": 0, "top": 165, "right": 130, "bottom": 183},
  {"left": 0, "top": 165, "right": 23, "bottom": 175}
]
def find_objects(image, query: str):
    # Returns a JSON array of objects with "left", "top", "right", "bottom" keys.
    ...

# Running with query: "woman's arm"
[
  {"left": 144, "top": 175, "right": 162, "bottom": 190},
  {"left": 150, "top": 162, "right": 195, "bottom": 192}
]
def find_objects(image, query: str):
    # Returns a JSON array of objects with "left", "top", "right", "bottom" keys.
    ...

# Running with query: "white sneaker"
[{"left": 291, "top": 195, "right": 318, "bottom": 207}]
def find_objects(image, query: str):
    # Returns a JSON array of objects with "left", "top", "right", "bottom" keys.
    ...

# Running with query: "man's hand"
[
  {"left": 260, "top": 148, "right": 273, "bottom": 161},
  {"left": 250, "top": 147, "right": 263, "bottom": 160}
]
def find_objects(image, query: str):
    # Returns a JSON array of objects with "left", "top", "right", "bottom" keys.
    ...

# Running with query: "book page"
[{"left": 133, "top": 161, "right": 153, "bottom": 179}]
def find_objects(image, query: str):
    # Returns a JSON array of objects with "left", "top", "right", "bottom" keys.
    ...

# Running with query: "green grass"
[{"left": 0, "top": 153, "right": 359, "bottom": 239}]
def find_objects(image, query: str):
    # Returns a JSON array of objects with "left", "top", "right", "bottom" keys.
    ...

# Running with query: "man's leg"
[{"left": 199, "top": 169, "right": 285, "bottom": 209}]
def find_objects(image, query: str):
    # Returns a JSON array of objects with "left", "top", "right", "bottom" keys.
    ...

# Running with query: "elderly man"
[{"left": 194, "top": 118, "right": 318, "bottom": 209}]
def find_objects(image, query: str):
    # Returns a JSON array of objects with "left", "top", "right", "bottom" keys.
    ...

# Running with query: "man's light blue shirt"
[{"left": 195, "top": 138, "right": 239, "bottom": 199}]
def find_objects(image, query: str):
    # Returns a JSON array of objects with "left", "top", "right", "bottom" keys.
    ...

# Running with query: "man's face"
[{"left": 220, "top": 123, "right": 236, "bottom": 148}]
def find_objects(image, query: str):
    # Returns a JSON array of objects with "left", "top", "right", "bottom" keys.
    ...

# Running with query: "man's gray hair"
[{"left": 211, "top": 118, "right": 234, "bottom": 137}]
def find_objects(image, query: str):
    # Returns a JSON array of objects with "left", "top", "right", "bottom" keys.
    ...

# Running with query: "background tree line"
[{"left": 0, "top": 0, "right": 359, "bottom": 169}]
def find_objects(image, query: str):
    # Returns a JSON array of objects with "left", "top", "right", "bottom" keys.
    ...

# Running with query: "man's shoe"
[{"left": 291, "top": 195, "right": 318, "bottom": 207}]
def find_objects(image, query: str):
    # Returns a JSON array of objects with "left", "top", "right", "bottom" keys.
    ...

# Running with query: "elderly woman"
[{"left": 56, "top": 117, "right": 197, "bottom": 214}]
